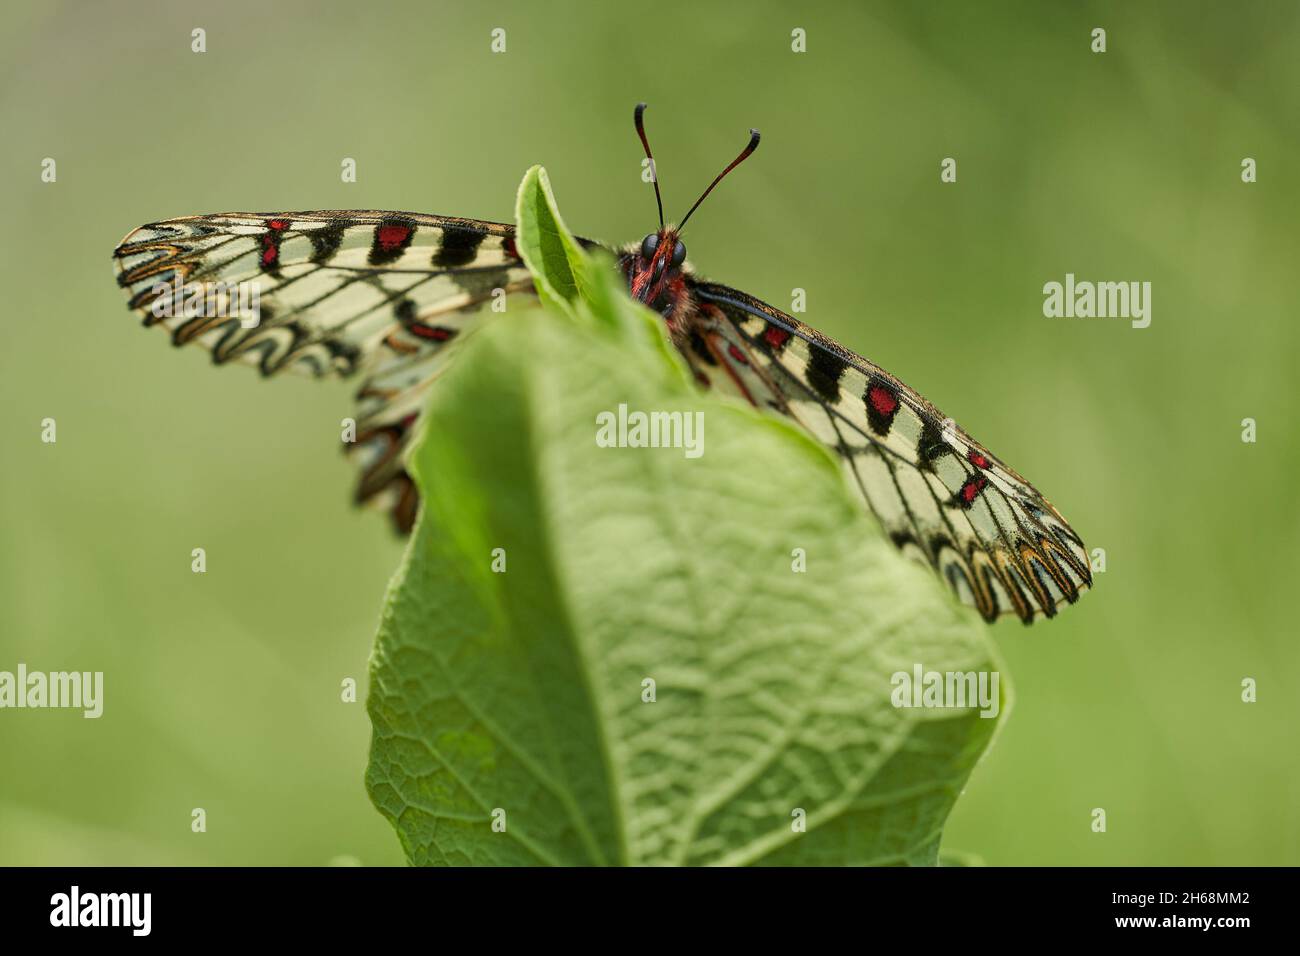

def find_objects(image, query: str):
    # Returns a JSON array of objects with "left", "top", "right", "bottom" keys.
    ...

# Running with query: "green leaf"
[
  {"left": 515, "top": 162, "right": 691, "bottom": 372},
  {"left": 364, "top": 166, "right": 1004, "bottom": 866},
  {"left": 365, "top": 301, "right": 1004, "bottom": 865},
  {"left": 513, "top": 165, "right": 596, "bottom": 319}
]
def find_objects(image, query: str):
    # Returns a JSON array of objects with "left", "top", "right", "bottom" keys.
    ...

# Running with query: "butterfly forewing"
[
  {"left": 688, "top": 281, "right": 1092, "bottom": 623},
  {"left": 113, "top": 211, "right": 537, "bottom": 529}
]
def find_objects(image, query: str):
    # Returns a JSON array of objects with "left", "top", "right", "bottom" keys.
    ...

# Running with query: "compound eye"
[
  {"left": 670, "top": 240, "right": 687, "bottom": 267},
  {"left": 640, "top": 233, "right": 659, "bottom": 260}
]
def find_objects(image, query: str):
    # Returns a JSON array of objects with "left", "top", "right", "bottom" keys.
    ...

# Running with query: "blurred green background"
[{"left": 2, "top": 0, "right": 1296, "bottom": 865}]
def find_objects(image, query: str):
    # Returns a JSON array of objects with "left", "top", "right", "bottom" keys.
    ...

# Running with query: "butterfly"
[{"left": 112, "top": 103, "right": 1091, "bottom": 624}]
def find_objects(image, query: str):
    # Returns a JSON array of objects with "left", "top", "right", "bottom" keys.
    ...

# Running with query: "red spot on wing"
[
  {"left": 968, "top": 449, "right": 990, "bottom": 469},
  {"left": 377, "top": 224, "right": 412, "bottom": 251},
  {"left": 410, "top": 323, "right": 456, "bottom": 342},
  {"left": 763, "top": 324, "right": 791, "bottom": 350},
  {"left": 727, "top": 343, "right": 749, "bottom": 366},
  {"left": 260, "top": 235, "right": 279, "bottom": 268},
  {"left": 502, "top": 236, "right": 519, "bottom": 259},
  {"left": 267, "top": 219, "right": 289, "bottom": 231},
  {"left": 863, "top": 381, "right": 902, "bottom": 436},
  {"left": 867, "top": 384, "right": 899, "bottom": 417},
  {"left": 956, "top": 475, "right": 988, "bottom": 508}
]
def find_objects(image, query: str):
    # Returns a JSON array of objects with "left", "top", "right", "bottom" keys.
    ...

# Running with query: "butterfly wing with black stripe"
[
  {"left": 685, "top": 280, "right": 1092, "bottom": 624},
  {"left": 113, "top": 211, "right": 537, "bottom": 530}
]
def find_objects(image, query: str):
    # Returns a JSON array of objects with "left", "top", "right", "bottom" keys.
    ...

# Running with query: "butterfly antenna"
[
  {"left": 634, "top": 102, "right": 665, "bottom": 232},
  {"left": 677, "top": 127, "right": 761, "bottom": 231}
]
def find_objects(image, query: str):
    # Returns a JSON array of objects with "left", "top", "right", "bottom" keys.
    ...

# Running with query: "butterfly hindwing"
[
  {"left": 113, "top": 211, "right": 536, "bottom": 529},
  {"left": 688, "top": 280, "right": 1091, "bottom": 623}
]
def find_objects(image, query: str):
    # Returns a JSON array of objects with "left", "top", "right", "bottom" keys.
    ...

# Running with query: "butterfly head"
[
  {"left": 629, "top": 227, "right": 687, "bottom": 311},
  {"left": 628, "top": 103, "right": 759, "bottom": 321}
]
